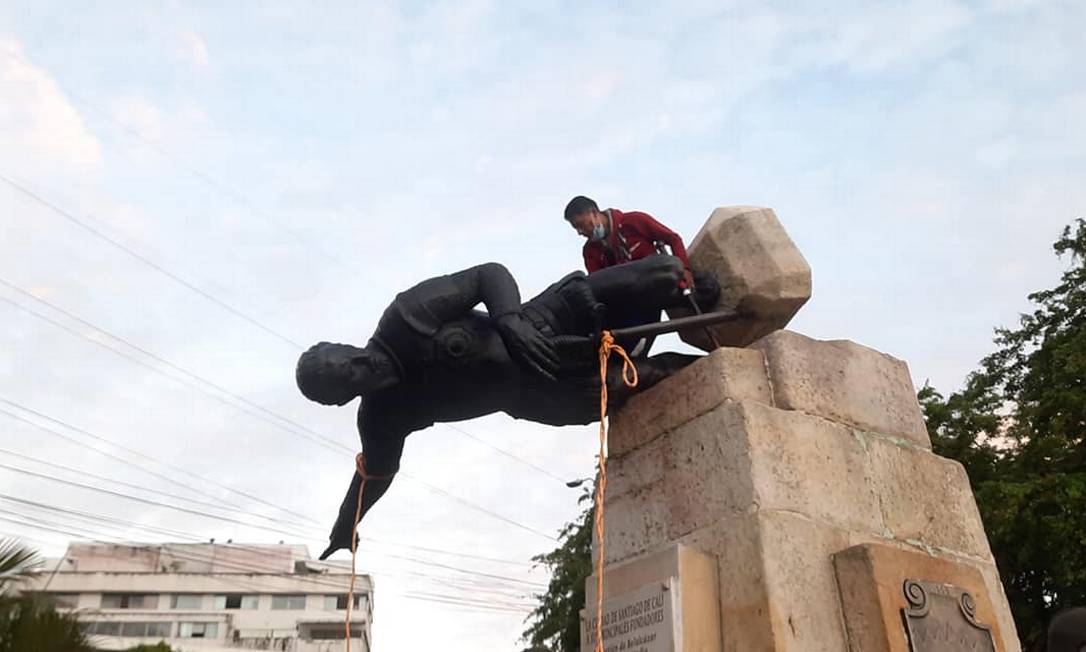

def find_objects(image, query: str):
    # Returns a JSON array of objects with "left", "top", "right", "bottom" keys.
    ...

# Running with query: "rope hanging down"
[
  {"left": 346, "top": 453, "right": 394, "bottom": 651},
  {"left": 343, "top": 332, "right": 637, "bottom": 652},
  {"left": 594, "top": 331, "right": 638, "bottom": 652}
]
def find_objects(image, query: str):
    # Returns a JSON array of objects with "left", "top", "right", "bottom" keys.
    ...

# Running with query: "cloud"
[
  {"left": 0, "top": 39, "right": 102, "bottom": 178},
  {"left": 177, "top": 29, "right": 210, "bottom": 66}
]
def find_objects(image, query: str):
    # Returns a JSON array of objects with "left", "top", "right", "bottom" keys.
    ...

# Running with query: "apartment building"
[{"left": 27, "top": 542, "right": 373, "bottom": 652}]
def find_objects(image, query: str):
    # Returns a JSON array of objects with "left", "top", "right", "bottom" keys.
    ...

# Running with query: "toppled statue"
[{"left": 296, "top": 255, "right": 717, "bottom": 558}]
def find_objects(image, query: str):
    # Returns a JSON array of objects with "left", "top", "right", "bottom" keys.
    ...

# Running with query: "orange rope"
[
  {"left": 346, "top": 452, "right": 393, "bottom": 652},
  {"left": 594, "top": 331, "right": 638, "bottom": 652}
]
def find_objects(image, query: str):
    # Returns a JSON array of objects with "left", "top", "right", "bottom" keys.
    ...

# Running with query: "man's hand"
[{"left": 495, "top": 313, "right": 559, "bottom": 381}]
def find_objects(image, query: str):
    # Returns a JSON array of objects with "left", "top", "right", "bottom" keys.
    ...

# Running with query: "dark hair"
[{"left": 564, "top": 196, "right": 598, "bottom": 222}]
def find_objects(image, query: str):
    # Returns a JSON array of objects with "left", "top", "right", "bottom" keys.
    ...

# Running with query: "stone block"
[
  {"left": 610, "top": 347, "right": 772, "bottom": 457},
  {"left": 742, "top": 401, "right": 883, "bottom": 535},
  {"left": 758, "top": 511, "right": 851, "bottom": 652},
  {"left": 677, "top": 514, "right": 775, "bottom": 652},
  {"left": 751, "top": 330, "right": 931, "bottom": 448},
  {"left": 604, "top": 401, "right": 884, "bottom": 563},
  {"left": 833, "top": 543, "right": 1018, "bottom": 652},
  {"left": 667, "top": 206, "right": 811, "bottom": 351},
  {"left": 866, "top": 434, "right": 991, "bottom": 559},
  {"left": 605, "top": 435, "right": 666, "bottom": 501},
  {"left": 678, "top": 512, "right": 850, "bottom": 652},
  {"left": 660, "top": 405, "right": 753, "bottom": 540},
  {"left": 597, "top": 485, "right": 671, "bottom": 564}
]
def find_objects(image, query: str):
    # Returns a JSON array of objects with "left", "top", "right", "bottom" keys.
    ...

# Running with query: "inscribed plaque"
[{"left": 580, "top": 578, "right": 679, "bottom": 652}]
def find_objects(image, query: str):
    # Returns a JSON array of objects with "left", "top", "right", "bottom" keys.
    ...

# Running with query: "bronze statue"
[{"left": 296, "top": 255, "right": 718, "bottom": 558}]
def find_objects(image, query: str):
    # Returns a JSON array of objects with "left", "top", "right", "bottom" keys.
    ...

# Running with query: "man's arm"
[
  {"left": 583, "top": 243, "right": 605, "bottom": 273},
  {"left": 627, "top": 211, "right": 692, "bottom": 270}
]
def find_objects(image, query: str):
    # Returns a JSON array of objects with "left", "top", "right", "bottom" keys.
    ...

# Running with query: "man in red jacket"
[
  {"left": 565, "top": 195, "right": 696, "bottom": 286},
  {"left": 564, "top": 195, "right": 719, "bottom": 353}
]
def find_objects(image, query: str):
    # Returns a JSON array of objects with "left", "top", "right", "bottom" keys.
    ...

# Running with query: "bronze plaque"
[{"left": 901, "top": 579, "right": 996, "bottom": 651}]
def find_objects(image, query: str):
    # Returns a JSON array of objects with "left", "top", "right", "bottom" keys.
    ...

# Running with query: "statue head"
[{"left": 295, "top": 341, "right": 399, "bottom": 406}]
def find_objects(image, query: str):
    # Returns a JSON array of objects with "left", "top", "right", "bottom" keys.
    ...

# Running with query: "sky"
[{"left": 0, "top": 0, "right": 1083, "bottom": 649}]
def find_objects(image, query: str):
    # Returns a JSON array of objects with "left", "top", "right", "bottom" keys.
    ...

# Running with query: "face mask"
[{"left": 590, "top": 223, "right": 607, "bottom": 241}]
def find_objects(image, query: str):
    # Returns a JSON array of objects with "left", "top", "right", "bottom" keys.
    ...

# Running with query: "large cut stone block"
[
  {"left": 865, "top": 434, "right": 991, "bottom": 558},
  {"left": 609, "top": 347, "right": 772, "bottom": 457},
  {"left": 604, "top": 401, "right": 886, "bottom": 563},
  {"left": 833, "top": 543, "right": 1018, "bottom": 651},
  {"left": 751, "top": 330, "right": 931, "bottom": 448},
  {"left": 677, "top": 512, "right": 851, "bottom": 652},
  {"left": 668, "top": 206, "right": 811, "bottom": 350}
]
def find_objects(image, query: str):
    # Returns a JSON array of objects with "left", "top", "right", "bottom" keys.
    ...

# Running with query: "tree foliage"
[
  {"left": 0, "top": 539, "right": 91, "bottom": 652},
  {"left": 522, "top": 491, "right": 593, "bottom": 652},
  {"left": 919, "top": 219, "right": 1086, "bottom": 650}
]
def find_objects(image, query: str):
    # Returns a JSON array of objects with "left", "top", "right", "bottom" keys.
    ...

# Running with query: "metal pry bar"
[{"left": 608, "top": 308, "right": 745, "bottom": 341}]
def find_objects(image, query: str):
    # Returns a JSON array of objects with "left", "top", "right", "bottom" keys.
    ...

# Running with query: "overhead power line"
[{"left": 0, "top": 172, "right": 303, "bottom": 349}]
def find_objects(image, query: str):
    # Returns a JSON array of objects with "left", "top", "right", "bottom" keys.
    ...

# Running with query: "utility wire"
[
  {"left": 0, "top": 498, "right": 542, "bottom": 595},
  {"left": 0, "top": 400, "right": 554, "bottom": 564},
  {"left": 0, "top": 448, "right": 314, "bottom": 531},
  {"left": 0, "top": 404, "right": 250, "bottom": 512},
  {"left": 0, "top": 173, "right": 303, "bottom": 349}
]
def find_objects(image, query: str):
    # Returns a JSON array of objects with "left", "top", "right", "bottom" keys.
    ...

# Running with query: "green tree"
[
  {"left": 920, "top": 219, "right": 1086, "bottom": 650},
  {"left": 522, "top": 491, "right": 593, "bottom": 652},
  {"left": 0, "top": 539, "right": 91, "bottom": 652}
]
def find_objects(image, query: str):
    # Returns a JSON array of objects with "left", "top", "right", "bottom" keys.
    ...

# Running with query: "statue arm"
[
  {"left": 447, "top": 263, "right": 560, "bottom": 379},
  {"left": 319, "top": 404, "right": 409, "bottom": 560}
]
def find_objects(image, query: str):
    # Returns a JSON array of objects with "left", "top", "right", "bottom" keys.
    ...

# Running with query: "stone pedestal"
[{"left": 588, "top": 331, "right": 1020, "bottom": 652}]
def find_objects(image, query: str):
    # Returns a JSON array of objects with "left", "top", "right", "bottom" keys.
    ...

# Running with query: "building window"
[
  {"left": 84, "top": 621, "right": 121, "bottom": 636},
  {"left": 323, "top": 594, "right": 363, "bottom": 610},
  {"left": 85, "top": 621, "right": 171, "bottom": 637},
  {"left": 270, "top": 595, "right": 306, "bottom": 610},
  {"left": 171, "top": 594, "right": 203, "bottom": 609},
  {"left": 309, "top": 627, "right": 363, "bottom": 640},
  {"left": 213, "top": 594, "right": 259, "bottom": 610},
  {"left": 47, "top": 593, "right": 79, "bottom": 609},
  {"left": 100, "top": 593, "right": 158, "bottom": 609},
  {"left": 178, "top": 622, "right": 220, "bottom": 638}
]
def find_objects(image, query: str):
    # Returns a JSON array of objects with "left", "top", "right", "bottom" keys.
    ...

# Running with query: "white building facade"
[{"left": 27, "top": 542, "right": 373, "bottom": 652}]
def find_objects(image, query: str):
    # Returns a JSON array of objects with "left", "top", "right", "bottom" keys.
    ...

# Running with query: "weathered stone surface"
[
  {"left": 605, "top": 401, "right": 884, "bottom": 557},
  {"left": 667, "top": 206, "right": 811, "bottom": 351},
  {"left": 833, "top": 543, "right": 1018, "bottom": 652},
  {"left": 742, "top": 401, "right": 883, "bottom": 535},
  {"left": 757, "top": 512, "right": 850, "bottom": 652},
  {"left": 677, "top": 514, "right": 774, "bottom": 652},
  {"left": 751, "top": 330, "right": 931, "bottom": 448},
  {"left": 677, "top": 512, "right": 850, "bottom": 652},
  {"left": 866, "top": 434, "right": 992, "bottom": 559},
  {"left": 609, "top": 347, "right": 772, "bottom": 457},
  {"left": 660, "top": 404, "right": 753, "bottom": 540},
  {"left": 597, "top": 485, "right": 671, "bottom": 564},
  {"left": 583, "top": 544, "right": 722, "bottom": 652}
]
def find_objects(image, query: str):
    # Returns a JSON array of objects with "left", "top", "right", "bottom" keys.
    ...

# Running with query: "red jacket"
[{"left": 582, "top": 208, "right": 691, "bottom": 273}]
